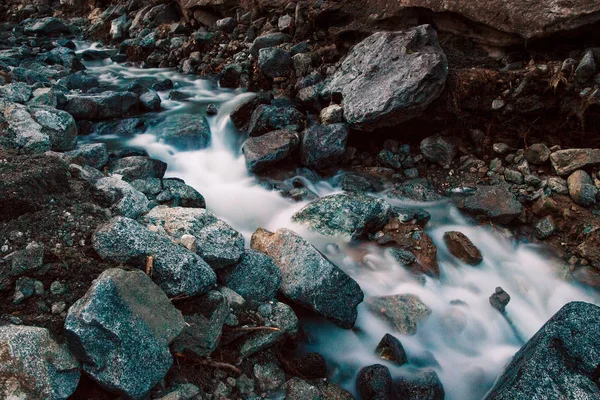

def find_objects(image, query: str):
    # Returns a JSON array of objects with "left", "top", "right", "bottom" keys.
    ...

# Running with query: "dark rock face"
[
  {"left": 324, "top": 25, "right": 447, "bottom": 131},
  {"left": 64, "top": 91, "right": 139, "bottom": 121},
  {"left": 65, "top": 269, "right": 184, "bottom": 400},
  {"left": 458, "top": 184, "right": 523, "bottom": 223},
  {"left": 248, "top": 104, "right": 305, "bottom": 137},
  {"left": 393, "top": 369, "right": 445, "bottom": 400},
  {"left": 485, "top": 302, "right": 600, "bottom": 400},
  {"left": 357, "top": 364, "right": 393, "bottom": 400},
  {"left": 420, "top": 135, "right": 457, "bottom": 167},
  {"left": 443, "top": 231, "right": 483, "bottom": 266},
  {"left": 292, "top": 193, "right": 392, "bottom": 240},
  {"left": 376, "top": 333, "right": 408, "bottom": 366},
  {"left": 251, "top": 227, "right": 364, "bottom": 328},
  {"left": 219, "top": 250, "right": 282, "bottom": 302},
  {"left": 242, "top": 129, "right": 299, "bottom": 172},
  {"left": 301, "top": 123, "right": 348, "bottom": 169}
]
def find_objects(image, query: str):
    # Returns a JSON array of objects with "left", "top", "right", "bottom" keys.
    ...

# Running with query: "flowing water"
[{"left": 80, "top": 45, "right": 599, "bottom": 399}]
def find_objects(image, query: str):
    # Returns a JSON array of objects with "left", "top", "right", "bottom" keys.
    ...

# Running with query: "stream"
[{"left": 79, "top": 44, "right": 599, "bottom": 399}]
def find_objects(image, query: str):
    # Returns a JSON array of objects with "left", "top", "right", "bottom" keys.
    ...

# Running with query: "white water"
[{"left": 82, "top": 54, "right": 599, "bottom": 399}]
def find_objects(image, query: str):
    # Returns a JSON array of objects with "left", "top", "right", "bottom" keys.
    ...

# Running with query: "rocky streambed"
[{"left": 2, "top": 1, "right": 600, "bottom": 400}]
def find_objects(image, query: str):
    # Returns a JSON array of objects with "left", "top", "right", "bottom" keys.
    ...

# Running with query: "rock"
[
  {"left": 0, "top": 82, "right": 32, "bottom": 103},
  {"left": 575, "top": 50, "right": 597, "bottom": 84},
  {"left": 155, "top": 383, "right": 201, "bottom": 400},
  {"left": 153, "top": 79, "right": 174, "bottom": 91},
  {"left": 143, "top": 3, "right": 180, "bottom": 27},
  {"left": 388, "top": 180, "right": 444, "bottom": 202},
  {"left": 172, "top": 290, "right": 229, "bottom": 357},
  {"left": 341, "top": 174, "right": 376, "bottom": 192},
  {"left": 567, "top": 170, "right": 597, "bottom": 207},
  {"left": 278, "top": 14, "right": 293, "bottom": 33},
  {"left": 142, "top": 206, "right": 244, "bottom": 269},
  {"left": 60, "top": 73, "right": 100, "bottom": 92},
  {"left": 251, "top": 228, "right": 364, "bottom": 328},
  {"left": 285, "top": 378, "right": 321, "bottom": 400},
  {"left": 155, "top": 114, "right": 211, "bottom": 150},
  {"left": 535, "top": 216, "right": 556, "bottom": 239},
  {"left": 65, "top": 143, "right": 108, "bottom": 169},
  {"left": 39, "top": 47, "right": 84, "bottom": 71},
  {"left": 524, "top": 143, "right": 551, "bottom": 165},
  {"left": 24, "top": 18, "right": 70, "bottom": 35},
  {"left": 292, "top": 192, "right": 392, "bottom": 240},
  {"left": 258, "top": 47, "right": 292, "bottom": 79},
  {"left": 289, "top": 353, "right": 328, "bottom": 379},
  {"left": 219, "top": 250, "right": 282, "bottom": 302},
  {"left": 13, "top": 277, "right": 43, "bottom": 304},
  {"left": 443, "top": 231, "right": 483, "bottom": 266},
  {"left": 549, "top": 148, "right": 600, "bottom": 176},
  {"left": 81, "top": 50, "right": 112, "bottom": 61},
  {"left": 548, "top": 176, "right": 569, "bottom": 194},
  {"left": 393, "top": 369, "right": 445, "bottom": 400},
  {"left": 9, "top": 241, "right": 44, "bottom": 276},
  {"left": 485, "top": 302, "right": 600, "bottom": 399},
  {"left": 319, "top": 104, "right": 344, "bottom": 124},
  {"left": 324, "top": 26, "right": 447, "bottom": 131},
  {"left": 489, "top": 287, "right": 510, "bottom": 312},
  {"left": 29, "top": 106, "right": 78, "bottom": 151},
  {"left": 420, "top": 135, "right": 456, "bottom": 167},
  {"left": 357, "top": 364, "right": 392, "bottom": 400},
  {"left": 254, "top": 363, "right": 286, "bottom": 393},
  {"left": 0, "top": 100, "right": 50, "bottom": 153},
  {"left": 109, "top": 156, "right": 167, "bottom": 181},
  {"left": 504, "top": 169, "right": 523, "bottom": 184},
  {"left": 65, "top": 269, "right": 184, "bottom": 399},
  {"left": 393, "top": 207, "right": 431, "bottom": 227},
  {"left": 458, "top": 184, "right": 523, "bottom": 223},
  {"left": 158, "top": 179, "right": 206, "bottom": 208},
  {"left": 0, "top": 325, "right": 80, "bottom": 400},
  {"left": 248, "top": 104, "right": 305, "bottom": 137},
  {"left": 92, "top": 217, "right": 216, "bottom": 297},
  {"left": 216, "top": 17, "right": 236, "bottom": 32},
  {"left": 139, "top": 90, "right": 161, "bottom": 111},
  {"left": 94, "top": 176, "right": 149, "bottom": 219},
  {"left": 64, "top": 91, "right": 139, "bottom": 121},
  {"left": 301, "top": 123, "right": 348, "bottom": 169},
  {"left": 250, "top": 33, "right": 292, "bottom": 57},
  {"left": 218, "top": 63, "right": 244, "bottom": 88},
  {"left": 315, "top": 381, "right": 354, "bottom": 400},
  {"left": 366, "top": 294, "right": 431, "bottom": 335},
  {"left": 110, "top": 15, "right": 127, "bottom": 40},
  {"left": 242, "top": 129, "right": 299, "bottom": 172},
  {"left": 376, "top": 333, "right": 408, "bottom": 366}
]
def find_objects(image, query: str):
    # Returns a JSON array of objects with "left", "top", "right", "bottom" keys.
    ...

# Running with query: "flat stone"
[{"left": 549, "top": 148, "right": 600, "bottom": 176}]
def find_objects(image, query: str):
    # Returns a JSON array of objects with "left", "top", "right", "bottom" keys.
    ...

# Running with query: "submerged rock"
[
  {"left": 366, "top": 294, "right": 431, "bottom": 335},
  {"left": 242, "top": 129, "right": 299, "bottom": 173},
  {"left": 251, "top": 227, "right": 364, "bottom": 328},
  {"left": 443, "top": 231, "right": 483, "bottom": 266}
]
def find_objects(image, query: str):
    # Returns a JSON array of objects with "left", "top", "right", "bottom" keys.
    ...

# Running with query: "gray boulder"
[
  {"left": 0, "top": 100, "right": 50, "bottom": 153},
  {"left": 292, "top": 193, "right": 392, "bottom": 240},
  {"left": 65, "top": 269, "right": 184, "bottom": 399},
  {"left": 0, "top": 325, "right": 80, "bottom": 400},
  {"left": 258, "top": 47, "right": 292, "bottom": 79},
  {"left": 65, "top": 143, "right": 108, "bottom": 169},
  {"left": 0, "top": 82, "right": 32, "bottom": 103},
  {"left": 109, "top": 156, "right": 167, "bottom": 181},
  {"left": 250, "top": 33, "right": 292, "bottom": 56},
  {"left": 301, "top": 123, "right": 348, "bottom": 169},
  {"left": 485, "top": 302, "right": 600, "bottom": 400},
  {"left": 139, "top": 90, "right": 161, "bottom": 111},
  {"left": 567, "top": 170, "right": 597, "bottom": 207},
  {"left": 248, "top": 104, "right": 305, "bottom": 137},
  {"left": 142, "top": 206, "right": 244, "bottom": 269},
  {"left": 324, "top": 25, "right": 447, "bottom": 131},
  {"left": 458, "top": 184, "right": 523, "bottom": 223},
  {"left": 155, "top": 114, "right": 211, "bottom": 150},
  {"left": 94, "top": 176, "right": 150, "bottom": 219},
  {"left": 242, "top": 129, "right": 299, "bottom": 172},
  {"left": 92, "top": 217, "right": 216, "bottom": 297},
  {"left": 357, "top": 364, "right": 392, "bottom": 400},
  {"left": 24, "top": 18, "right": 71, "bottom": 35},
  {"left": 157, "top": 178, "right": 206, "bottom": 208},
  {"left": 420, "top": 134, "right": 457, "bottom": 167},
  {"left": 39, "top": 47, "right": 84, "bottom": 72},
  {"left": 30, "top": 106, "right": 78, "bottom": 151},
  {"left": 251, "top": 227, "right": 364, "bottom": 328},
  {"left": 549, "top": 148, "right": 600, "bottom": 176},
  {"left": 64, "top": 91, "right": 139, "bottom": 120}
]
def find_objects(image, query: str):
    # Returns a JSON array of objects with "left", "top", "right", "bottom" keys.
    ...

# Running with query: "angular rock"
[
  {"left": 248, "top": 104, "right": 305, "bottom": 137},
  {"left": 251, "top": 227, "right": 364, "bottom": 328},
  {"left": 9, "top": 241, "right": 44, "bottom": 276},
  {"left": 393, "top": 369, "right": 445, "bottom": 400},
  {"left": 242, "top": 129, "right": 299, "bottom": 173},
  {"left": 458, "top": 184, "right": 523, "bottom": 223},
  {"left": 523, "top": 143, "right": 551, "bottom": 165},
  {"left": 218, "top": 63, "right": 244, "bottom": 88},
  {"left": 94, "top": 176, "right": 150, "bottom": 219},
  {"left": 109, "top": 156, "right": 167, "bottom": 181},
  {"left": 567, "top": 170, "right": 597, "bottom": 207},
  {"left": 443, "top": 231, "right": 483, "bottom": 266},
  {"left": 250, "top": 33, "right": 292, "bottom": 56},
  {"left": 65, "top": 269, "right": 184, "bottom": 399},
  {"left": 549, "top": 148, "right": 600, "bottom": 176},
  {"left": 0, "top": 82, "right": 32, "bottom": 103},
  {"left": 158, "top": 178, "right": 206, "bottom": 208},
  {"left": 30, "top": 106, "right": 78, "bottom": 151},
  {"left": 489, "top": 287, "right": 511, "bottom": 313},
  {"left": 219, "top": 250, "right": 282, "bottom": 302},
  {"left": 0, "top": 100, "right": 50, "bottom": 153},
  {"left": 24, "top": 18, "right": 70, "bottom": 35},
  {"left": 258, "top": 47, "right": 292, "bottom": 79},
  {"left": 155, "top": 114, "right": 211, "bottom": 150},
  {"left": 65, "top": 143, "right": 108, "bottom": 169},
  {"left": 139, "top": 90, "right": 161, "bottom": 111},
  {"left": 535, "top": 216, "right": 556, "bottom": 239},
  {"left": 420, "top": 135, "right": 456, "bottom": 167},
  {"left": 575, "top": 50, "right": 596, "bottom": 84},
  {"left": 376, "top": 333, "right": 408, "bottom": 366},
  {"left": 301, "top": 123, "right": 348, "bottom": 169},
  {"left": 63, "top": 91, "right": 139, "bottom": 121},
  {"left": 357, "top": 364, "right": 392, "bottom": 400},
  {"left": 254, "top": 363, "right": 286, "bottom": 393},
  {"left": 366, "top": 294, "right": 431, "bottom": 335},
  {"left": 324, "top": 26, "right": 447, "bottom": 131},
  {"left": 320, "top": 104, "right": 344, "bottom": 124},
  {"left": 92, "top": 217, "right": 216, "bottom": 297}
]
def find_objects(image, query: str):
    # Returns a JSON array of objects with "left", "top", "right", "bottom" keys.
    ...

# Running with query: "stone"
[
  {"left": 458, "top": 184, "right": 523, "bottom": 223},
  {"left": 420, "top": 135, "right": 456, "bottom": 167},
  {"left": 64, "top": 91, "right": 139, "bottom": 121},
  {"left": 60, "top": 73, "right": 99, "bottom": 92},
  {"left": 155, "top": 383, "right": 201, "bottom": 400},
  {"left": 13, "top": 277, "right": 43, "bottom": 304},
  {"left": 567, "top": 170, "right": 597, "bottom": 207},
  {"left": 10, "top": 241, "right": 44, "bottom": 276},
  {"left": 357, "top": 364, "right": 392, "bottom": 400},
  {"left": 504, "top": 169, "right": 523, "bottom": 184},
  {"left": 139, "top": 90, "right": 161, "bottom": 111},
  {"left": 251, "top": 228, "right": 364, "bottom": 328},
  {"left": 143, "top": 205, "right": 243, "bottom": 267},
  {"left": 143, "top": 3, "right": 180, "bottom": 27},
  {"left": 258, "top": 47, "right": 292, "bottom": 79},
  {"left": 489, "top": 287, "right": 511, "bottom": 313},
  {"left": 341, "top": 174, "right": 376, "bottom": 192},
  {"left": 524, "top": 143, "right": 551, "bottom": 165},
  {"left": 158, "top": 179, "right": 206, "bottom": 208},
  {"left": 301, "top": 123, "right": 348, "bottom": 169},
  {"left": 250, "top": 33, "right": 292, "bottom": 56},
  {"left": 219, "top": 250, "right": 282, "bottom": 302},
  {"left": 315, "top": 381, "right": 354, "bottom": 400},
  {"left": 443, "top": 231, "right": 483, "bottom": 266},
  {"left": 285, "top": 378, "right": 321, "bottom": 400},
  {"left": 366, "top": 294, "right": 431, "bottom": 335},
  {"left": 292, "top": 192, "right": 392, "bottom": 240},
  {"left": 575, "top": 50, "right": 597, "bottom": 83},
  {"left": 278, "top": 14, "right": 293, "bottom": 32},
  {"left": 393, "top": 369, "right": 445, "bottom": 400},
  {"left": 376, "top": 333, "right": 408, "bottom": 366},
  {"left": 94, "top": 176, "right": 149, "bottom": 219},
  {"left": 535, "top": 216, "right": 556, "bottom": 239},
  {"left": 242, "top": 129, "right": 299, "bottom": 172},
  {"left": 289, "top": 353, "right": 328, "bottom": 379},
  {"left": 0, "top": 325, "right": 80, "bottom": 400},
  {"left": 293, "top": 52, "right": 312, "bottom": 76},
  {"left": 549, "top": 148, "right": 600, "bottom": 176},
  {"left": 92, "top": 217, "right": 216, "bottom": 297},
  {"left": 216, "top": 17, "right": 236, "bottom": 32},
  {"left": 548, "top": 177, "right": 569, "bottom": 194},
  {"left": 109, "top": 156, "right": 167, "bottom": 181},
  {"left": 388, "top": 180, "right": 444, "bottom": 202},
  {"left": 0, "top": 100, "right": 50, "bottom": 153},
  {"left": 484, "top": 302, "right": 600, "bottom": 399},
  {"left": 24, "top": 18, "right": 70, "bottom": 35},
  {"left": 155, "top": 114, "right": 211, "bottom": 150},
  {"left": 219, "top": 63, "right": 243, "bottom": 88},
  {"left": 324, "top": 26, "right": 447, "bottom": 131},
  {"left": 319, "top": 104, "right": 344, "bottom": 124},
  {"left": 110, "top": 15, "right": 127, "bottom": 40},
  {"left": 393, "top": 207, "right": 431, "bottom": 227},
  {"left": 0, "top": 82, "right": 32, "bottom": 103},
  {"left": 153, "top": 79, "right": 174, "bottom": 91},
  {"left": 254, "top": 363, "right": 286, "bottom": 393},
  {"left": 65, "top": 269, "right": 184, "bottom": 399},
  {"left": 65, "top": 143, "right": 108, "bottom": 169},
  {"left": 30, "top": 106, "right": 78, "bottom": 152},
  {"left": 248, "top": 104, "right": 305, "bottom": 137}
]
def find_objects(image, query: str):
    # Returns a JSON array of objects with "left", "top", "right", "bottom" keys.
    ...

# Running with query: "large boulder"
[
  {"left": 293, "top": 193, "right": 392, "bottom": 240},
  {"left": 155, "top": 114, "right": 211, "bottom": 150},
  {"left": 63, "top": 91, "right": 139, "bottom": 121},
  {"left": 92, "top": 217, "right": 216, "bottom": 297},
  {"left": 30, "top": 106, "right": 78, "bottom": 151},
  {"left": 94, "top": 176, "right": 150, "bottom": 219},
  {"left": 301, "top": 123, "right": 348, "bottom": 169},
  {"left": 251, "top": 227, "right": 364, "bottom": 328},
  {"left": 550, "top": 148, "right": 600, "bottom": 176},
  {"left": 458, "top": 184, "right": 523, "bottom": 223},
  {"left": 0, "top": 325, "right": 80, "bottom": 400},
  {"left": 242, "top": 129, "right": 299, "bottom": 173},
  {"left": 324, "top": 25, "right": 447, "bottom": 131},
  {"left": 65, "top": 269, "right": 184, "bottom": 399},
  {"left": 24, "top": 18, "right": 71, "bottom": 35},
  {"left": 485, "top": 301, "right": 600, "bottom": 399}
]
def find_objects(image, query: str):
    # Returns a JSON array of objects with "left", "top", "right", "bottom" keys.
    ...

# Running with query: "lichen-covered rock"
[{"left": 94, "top": 176, "right": 149, "bottom": 219}]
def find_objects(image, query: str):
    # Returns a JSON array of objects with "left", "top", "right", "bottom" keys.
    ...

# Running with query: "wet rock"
[
  {"left": 567, "top": 170, "right": 597, "bottom": 207},
  {"left": 549, "top": 148, "right": 600, "bottom": 176},
  {"left": 393, "top": 207, "right": 431, "bottom": 227},
  {"left": 393, "top": 369, "right": 445, "bottom": 400},
  {"left": 388, "top": 180, "right": 444, "bottom": 202},
  {"left": 109, "top": 156, "right": 167, "bottom": 181},
  {"left": 341, "top": 173, "right": 376, "bottom": 192},
  {"left": 92, "top": 217, "right": 216, "bottom": 297},
  {"left": 64, "top": 91, "right": 139, "bottom": 120},
  {"left": 357, "top": 364, "right": 392, "bottom": 400},
  {"left": 366, "top": 294, "right": 431, "bottom": 335},
  {"left": 139, "top": 90, "right": 161, "bottom": 111},
  {"left": 158, "top": 178, "right": 206, "bottom": 208},
  {"left": 458, "top": 184, "right": 523, "bottom": 223},
  {"left": 153, "top": 79, "right": 174, "bottom": 91},
  {"left": 523, "top": 143, "right": 551, "bottom": 165},
  {"left": 301, "top": 123, "right": 348, "bottom": 169},
  {"left": 251, "top": 227, "right": 364, "bottom": 328},
  {"left": 172, "top": 290, "right": 229, "bottom": 357},
  {"left": 324, "top": 25, "right": 447, "bottom": 131},
  {"left": 254, "top": 363, "right": 286, "bottom": 393},
  {"left": 65, "top": 143, "right": 108, "bottom": 169},
  {"left": 0, "top": 325, "right": 80, "bottom": 400},
  {"left": 219, "top": 250, "right": 282, "bottom": 302},
  {"left": 293, "top": 192, "right": 392, "bottom": 240},
  {"left": 420, "top": 135, "right": 456, "bottom": 167},
  {"left": 65, "top": 269, "right": 184, "bottom": 399},
  {"left": 94, "top": 176, "right": 149, "bottom": 219},
  {"left": 142, "top": 206, "right": 244, "bottom": 269},
  {"left": 575, "top": 50, "right": 596, "bottom": 84},
  {"left": 81, "top": 49, "right": 112, "bottom": 61},
  {"left": 242, "top": 129, "right": 299, "bottom": 173},
  {"left": 443, "top": 231, "right": 483, "bottom": 266},
  {"left": 315, "top": 381, "right": 354, "bottom": 400},
  {"left": 248, "top": 104, "right": 305, "bottom": 137},
  {"left": 376, "top": 333, "right": 408, "bottom": 366},
  {"left": 258, "top": 47, "right": 292, "bottom": 79},
  {"left": 484, "top": 302, "right": 600, "bottom": 399},
  {"left": 285, "top": 378, "right": 321, "bottom": 400},
  {"left": 535, "top": 216, "right": 556, "bottom": 239},
  {"left": 489, "top": 287, "right": 510, "bottom": 313},
  {"left": 24, "top": 18, "right": 70, "bottom": 35},
  {"left": 250, "top": 33, "right": 292, "bottom": 56},
  {"left": 9, "top": 241, "right": 44, "bottom": 276},
  {"left": 168, "top": 90, "right": 192, "bottom": 101},
  {"left": 230, "top": 93, "right": 271, "bottom": 130}
]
